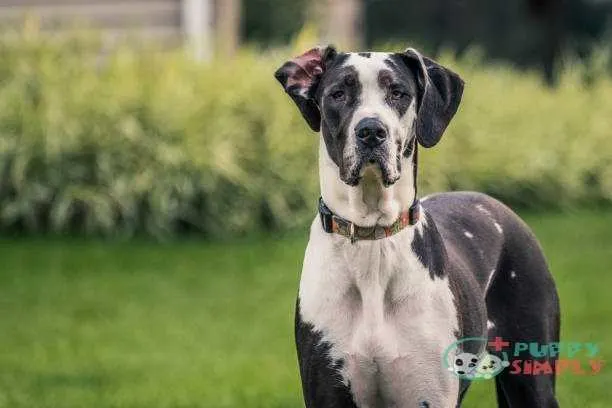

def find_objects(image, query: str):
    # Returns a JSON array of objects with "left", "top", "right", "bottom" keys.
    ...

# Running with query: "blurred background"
[{"left": 0, "top": 0, "right": 610, "bottom": 407}]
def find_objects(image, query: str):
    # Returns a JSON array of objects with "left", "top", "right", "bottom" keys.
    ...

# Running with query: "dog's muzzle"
[{"left": 350, "top": 117, "right": 399, "bottom": 186}]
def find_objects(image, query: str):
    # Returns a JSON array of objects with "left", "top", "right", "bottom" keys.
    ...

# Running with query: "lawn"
[{"left": 0, "top": 210, "right": 610, "bottom": 408}]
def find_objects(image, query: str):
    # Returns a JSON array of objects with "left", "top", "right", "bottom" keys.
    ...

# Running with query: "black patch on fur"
[
  {"left": 316, "top": 56, "right": 364, "bottom": 183},
  {"left": 411, "top": 211, "right": 446, "bottom": 279},
  {"left": 295, "top": 299, "right": 357, "bottom": 408},
  {"left": 381, "top": 58, "right": 419, "bottom": 119},
  {"left": 411, "top": 140, "right": 418, "bottom": 188},
  {"left": 358, "top": 52, "right": 371, "bottom": 58}
]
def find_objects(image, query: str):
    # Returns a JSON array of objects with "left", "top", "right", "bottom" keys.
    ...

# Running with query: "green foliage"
[
  {"left": 427, "top": 50, "right": 612, "bottom": 209},
  {"left": 0, "top": 31, "right": 611, "bottom": 238},
  {"left": 0, "top": 30, "right": 319, "bottom": 238}
]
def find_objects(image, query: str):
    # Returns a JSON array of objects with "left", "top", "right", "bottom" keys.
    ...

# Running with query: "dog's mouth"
[{"left": 343, "top": 152, "right": 400, "bottom": 187}]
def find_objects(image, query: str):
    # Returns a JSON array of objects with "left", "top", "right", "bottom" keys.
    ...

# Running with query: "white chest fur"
[{"left": 299, "top": 216, "right": 460, "bottom": 408}]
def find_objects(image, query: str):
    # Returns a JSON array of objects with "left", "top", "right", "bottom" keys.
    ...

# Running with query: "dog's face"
[
  {"left": 275, "top": 47, "right": 464, "bottom": 187},
  {"left": 315, "top": 52, "right": 420, "bottom": 187}
]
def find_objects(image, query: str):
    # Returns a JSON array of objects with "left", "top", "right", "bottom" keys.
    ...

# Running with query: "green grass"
[{"left": 0, "top": 210, "right": 610, "bottom": 407}]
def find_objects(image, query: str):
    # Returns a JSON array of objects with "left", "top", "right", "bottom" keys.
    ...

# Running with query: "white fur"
[
  {"left": 300, "top": 219, "right": 460, "bottom": 407},
  {"left": 475, "top": 204, "right": 490, "bottom": 215},
  {"left": 484, "top": 269, "right": 496, "bottom": 295}
]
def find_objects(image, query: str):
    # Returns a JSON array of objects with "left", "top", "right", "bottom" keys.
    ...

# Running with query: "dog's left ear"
[
  {"left": 400, "top": 48, "right": 464, "bottom": 148},
  {"left": 274, "top": 46, "right": 337, "bottom": 132}
]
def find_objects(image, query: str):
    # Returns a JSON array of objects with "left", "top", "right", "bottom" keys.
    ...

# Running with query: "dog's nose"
[{"left": 355, "top": 118, "right": 387, "bottom": 148}]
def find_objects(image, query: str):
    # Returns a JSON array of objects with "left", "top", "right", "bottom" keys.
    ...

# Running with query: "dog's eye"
[
  {"left": 330, "top": 90, "right": 346, "bottom": 101},
  {"left": 391, "top": 89, "right": 406, "bottom": 100}
]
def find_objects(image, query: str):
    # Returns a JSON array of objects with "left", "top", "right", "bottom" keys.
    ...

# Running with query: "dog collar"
[{"left": 318, "top": 197, "right": 420, "bottom": 243}]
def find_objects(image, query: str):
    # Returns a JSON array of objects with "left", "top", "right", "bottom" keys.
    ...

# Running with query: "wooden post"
[
  {"left": 323, "top": 0, "right": 364, "bottom": 50},
  {"left": 182, "top": 0, "right": 213, "bottom": 61},
  {"left": 215, "top": 0, "right": 241, "bottom": 58}
]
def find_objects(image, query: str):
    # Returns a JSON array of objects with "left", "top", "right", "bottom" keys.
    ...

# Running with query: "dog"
[{"left": 274, "top": 46, "right": 560, "bottom": 408}]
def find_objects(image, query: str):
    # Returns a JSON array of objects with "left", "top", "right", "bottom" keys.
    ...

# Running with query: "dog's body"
[{"left": 275, "top": 49, "right": 560, "bottom": 407}]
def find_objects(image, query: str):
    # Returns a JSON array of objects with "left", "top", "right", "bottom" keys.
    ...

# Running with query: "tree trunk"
[
  {"left": 315, "top": 0, "right": 364, "bottom": 50},
  {"left": 215, "top": 0, "right": 241, "bottom": 57}
]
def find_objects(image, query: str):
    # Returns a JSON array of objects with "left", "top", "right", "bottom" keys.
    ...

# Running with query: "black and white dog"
[{"left": 275, "top": 47, "right": 560, "bottom": 408}]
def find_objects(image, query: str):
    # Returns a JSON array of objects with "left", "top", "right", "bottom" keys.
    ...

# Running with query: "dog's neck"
[{"left": 319, "top": 138, "right": 417, "bottom": 228}]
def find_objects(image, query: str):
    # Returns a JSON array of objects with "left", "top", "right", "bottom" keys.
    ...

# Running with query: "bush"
[
  {"left": 0, "top": 29, "right": 610, "bottom": 239},
  {"left": 425, "top": 50, "right": 612, "bottom": 210}
]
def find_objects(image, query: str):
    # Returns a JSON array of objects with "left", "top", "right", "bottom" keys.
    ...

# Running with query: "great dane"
[{"left": 274, "top": 46, "right": 560, "bottom": 408}]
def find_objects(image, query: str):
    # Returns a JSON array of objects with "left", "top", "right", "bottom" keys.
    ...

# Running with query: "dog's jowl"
[{"left": 275, "top": 47, "right": 560, "bottom": 408}]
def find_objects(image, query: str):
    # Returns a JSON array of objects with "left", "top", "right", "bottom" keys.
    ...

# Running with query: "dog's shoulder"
[
  {"left": 421, "top": 191, "right": 521, "bottom": 235},
  {"left": 421, "top": 191, "right": 506, "bottom": 214},
  {"left": 420, "top": 191, "right": 535, "bottom": 241}
]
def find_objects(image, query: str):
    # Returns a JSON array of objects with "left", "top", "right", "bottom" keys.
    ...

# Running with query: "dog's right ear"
[
  {"left": 274, "top": 46, "right": 337, "bottom": 132},
  {"left": 400, "top": 48, "right": 464, "bottom": 148}
]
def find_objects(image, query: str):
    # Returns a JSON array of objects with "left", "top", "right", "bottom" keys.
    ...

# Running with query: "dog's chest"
[{"left": 299, "top": 220, "right": 460, "bottom": 407}]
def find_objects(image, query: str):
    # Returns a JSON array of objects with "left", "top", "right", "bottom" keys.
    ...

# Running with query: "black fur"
[
  {"left": 410, "top": 211, "right": 447, "bottom": 279},
  {"left": 295, "top": 300, "right": 357, "bottom": 408},
  {"left": 382, "top": 56, "right": 419, "bottom": 118},
  {"left": 423, "top": 192, "right": 560, "bottom": 407},
  {"left": 315, "top": 58, "right": 362, "bottom": 181},
  {"left": 398, "top": 49, "right": 465, "bottom": 148}
]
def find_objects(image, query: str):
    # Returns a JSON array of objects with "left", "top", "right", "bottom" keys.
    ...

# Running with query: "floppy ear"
[
  {"left": 400, "top": 48, "right": 464, "bottom": 148},
  {"left": 274, "top": 46, "right": 337, "bottom": 132}
]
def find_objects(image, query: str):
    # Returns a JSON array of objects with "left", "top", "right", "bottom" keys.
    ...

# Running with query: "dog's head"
[{"left": 275, "top": 47, "right": 464, "bottom": 187}]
